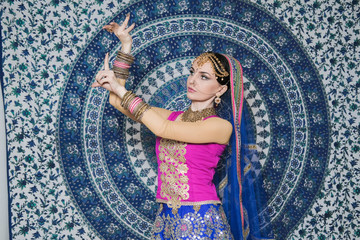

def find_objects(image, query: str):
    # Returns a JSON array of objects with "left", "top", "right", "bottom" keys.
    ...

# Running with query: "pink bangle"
[
  {"left": 113, "top": 60, "right": 131, "bottom": 69},
  {"left": 129, "top": 97, "right": 143, "bottom": 114}
]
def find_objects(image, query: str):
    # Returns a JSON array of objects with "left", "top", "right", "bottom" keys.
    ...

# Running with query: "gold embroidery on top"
[{"left": 158, "top": 138, "right": 189, "bottom": 211}]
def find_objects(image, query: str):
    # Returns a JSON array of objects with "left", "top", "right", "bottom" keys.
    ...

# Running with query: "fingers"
[
  {"left": 91, "top": 81, "right": 101, "bottom": 88},
  {"left": 122, "top": 13, "right": 130, "bottom": 28},
  {"left": 95, "top": 71, "right": 111, "bottom": 82},
  {"left": 104, "top": 14, "right": 133, "bottom": 34},
  {"left": 125, "top": 23, "right": 135, "bottom": 33},
  {"left": 104, "top": 53, "right": 110, "bottom": 71},
  {"left": 94, "top": 53, "right": 111, "bottom": 81},
  {"left": 103, "top": 22, "right": 118, "bottom": 33},
  {"left": 103, "top": 24, "right": 114, "bottom": 33},
  {"left": 95, "top": 69, "right": 116, "bottom": 85},
  {"left": 95, "top": 71, "right": 104, "bottom": 81},
  {"left": 109, "top": 22, "right": 118, "bottom": 28}
]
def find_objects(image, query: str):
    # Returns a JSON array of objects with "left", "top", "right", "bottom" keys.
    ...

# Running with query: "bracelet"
[
  {"left": 134, "top": 102, "right": 151, "bottom": 120},
  {"left": 128, "top": 97, "right": 143, "bottom": 114},
  {"left": 113, "top": 66, "right": 130, "bottom": 79},
  {"left": 121, "top": 91, "right": 151, "bottom": 121},
  {"left": 116, "top": 51, "right": 135, "bottom": 64},
  {"left": 113, "top": 60, "right": 131, "bottom": 69},
  {"left": 112, "top": 50, "right": 135, "bottom": 80},
  {"left": 121, "top": 91, "right": 135, "bottom": 108},
  {"left": 114, "top": 73, "right": 129, "bottom": 79},
  {"left": 113, "top": 71, "right": 129, "bottom": 79},
  {"left": 118, "top": 48, "right": 132, "bottom": 55}
]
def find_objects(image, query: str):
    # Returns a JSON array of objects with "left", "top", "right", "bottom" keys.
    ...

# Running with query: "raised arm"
[
  {"left": 102, "top": 14, "right": 174, "bottom": 122},
  {"left": 95, "top": 15, "right": 232, "bottom": 144},
  {"left": 103, "top": 14, "right": 136, "bottom": 119},
  {"left": 109, "top": 92, "right": 172, "bottom": 122},
  {"left": 93, "top": 53, "right": 232, "bottom": 144},
  {"left": 142, "top": 110, "right": 233, "bottom": 144}
]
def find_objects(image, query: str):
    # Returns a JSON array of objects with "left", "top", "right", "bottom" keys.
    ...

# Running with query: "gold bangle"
[
  {"left": 134, "top": 102, "right": 150, "bottom": 120},
  {"left": 119, "top": 90, "right": 151, "bottom": 121},
  {"left": 114, "top": 72, "right": 129, "bottom": 79},
  {"left": 116, "top": 51, "right": 135, "bottom": 63},
  {"left": 124, "top": 94, "right": 136, "bottom": 109},
  {"left": 121, "top": 91, "right": 134, "bottom": 108},
  {"left": 136, "top": 104, "right": 151, "bottom": 121},
  {"left": 117, "top": 51, "right": 135, "bottom": 59},
  {"left": 133, "top": 102, "right": 146, "bottom": 119},
  {"left": 113, "top": 66, "right": 130, "bottom": 71}
]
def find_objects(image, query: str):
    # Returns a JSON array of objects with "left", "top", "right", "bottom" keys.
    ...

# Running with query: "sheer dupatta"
[{"left": 218, "top": 55, "right": 274, "bottom": 240}]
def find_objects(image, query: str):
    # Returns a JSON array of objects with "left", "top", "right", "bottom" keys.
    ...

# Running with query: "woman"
[{"left": 93, "top": 14, "right": 269, "bottom": 240}]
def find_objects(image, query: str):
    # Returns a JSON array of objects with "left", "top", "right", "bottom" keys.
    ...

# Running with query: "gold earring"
[{"left": 215, "top": 94, "right": 221, "bottom": 107}]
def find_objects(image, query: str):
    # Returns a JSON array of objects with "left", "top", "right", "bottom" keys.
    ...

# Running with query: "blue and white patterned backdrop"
[{"left": 1, "top": 0, "right": 359, "bottom": 239}]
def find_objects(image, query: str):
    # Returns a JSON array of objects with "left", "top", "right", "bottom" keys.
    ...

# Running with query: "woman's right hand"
[
  {"left": 103, "top": 13, "right": 135, "bottom": 53},
  {"left": 92, "top": 53, "right": 127, "bottom": 98}
]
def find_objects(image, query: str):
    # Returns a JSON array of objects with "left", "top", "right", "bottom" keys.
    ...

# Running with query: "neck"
[{"left": 190, "top": 99, "right": 214, "bottom": 111}]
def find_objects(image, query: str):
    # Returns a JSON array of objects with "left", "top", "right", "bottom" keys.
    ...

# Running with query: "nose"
[{"left": 188, "top": 74, "right": 195, "bottom": 85}]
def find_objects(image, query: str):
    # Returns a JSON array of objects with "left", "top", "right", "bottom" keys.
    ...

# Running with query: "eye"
[
  {"left": 189, "top": 69, "right": 194, "bottom": 75},
  {"left": 201, "top": 75, "right": 209, "bottom": 80}
]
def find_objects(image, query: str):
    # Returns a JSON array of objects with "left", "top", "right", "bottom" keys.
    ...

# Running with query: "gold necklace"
[{"left": 181, "top": 107, "right": 217, "bottom": 122}]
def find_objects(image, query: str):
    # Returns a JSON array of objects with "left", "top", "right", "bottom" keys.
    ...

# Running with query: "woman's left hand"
[{"left": 103, "top": 13, "right": 135, "bottom": 50}]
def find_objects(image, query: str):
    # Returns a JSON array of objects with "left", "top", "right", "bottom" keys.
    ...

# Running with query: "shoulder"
[
  {"left": 203, "top": 117, "right": 233, "bottom": 133},
  {"left": 202, "top": 117, "right": 233, "bottom": 144},
  {"left": 205, "top": 116, "right": 232, "bottom": 125}
]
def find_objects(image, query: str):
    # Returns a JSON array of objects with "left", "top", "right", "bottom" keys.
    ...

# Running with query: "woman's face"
[{"left": 186, "top": 60, "right": 225, "bottom": 102}]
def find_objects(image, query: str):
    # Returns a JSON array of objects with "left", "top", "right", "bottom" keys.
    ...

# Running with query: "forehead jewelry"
[{"left": 195, "top": 53, "right": 229, "bottom": 80}]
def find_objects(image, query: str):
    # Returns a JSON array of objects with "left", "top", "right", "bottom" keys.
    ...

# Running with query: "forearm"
[
  {"left": 114, "top": 42, "right": 132, "bottom": 85},
  {"left": 121, "top": 40, "right": 132, "bottom": 54},
  {"left": 110, "top": 91, "right": 232, "bottom": 144},
  {"left": 109, "top": 92, "right": 139, "bottom": 122}
]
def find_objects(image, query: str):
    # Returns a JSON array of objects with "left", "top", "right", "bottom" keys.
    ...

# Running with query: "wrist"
[
  {"left": 120, "top": 91, "right": 151, "bottom": 121},
  {"left": 110, "top": 81, "right": 126, "bottom": 98},
  {"left": 121, "top": 41, "right": 132, "bottom": 54},
  {"left": 118, "top": 86, "right": 128, "bottom": 99}
]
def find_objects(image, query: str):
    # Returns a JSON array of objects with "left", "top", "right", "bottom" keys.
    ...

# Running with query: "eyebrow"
[
  {"left": 200, "top": 71, "right": 211, "bottom": 76},
  {"left": 190, "top": 67, "right": 213, "bottom": 76}
]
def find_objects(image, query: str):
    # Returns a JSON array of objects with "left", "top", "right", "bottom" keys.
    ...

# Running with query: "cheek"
[{"left": 203, "top": 82, "right": 221, "bottom": 93}]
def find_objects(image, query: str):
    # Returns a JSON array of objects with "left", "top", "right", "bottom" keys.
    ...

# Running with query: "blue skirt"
[{"left": 152, "top": 203, "right": 233, "bottom": 239}]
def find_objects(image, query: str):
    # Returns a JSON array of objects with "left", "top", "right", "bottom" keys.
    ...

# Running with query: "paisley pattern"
[
  {"left": 158, "top": 138, "right": 189, "bottom": 210},
  {"left": 1, "top": 0, "right": 359, "bottom": 239}
]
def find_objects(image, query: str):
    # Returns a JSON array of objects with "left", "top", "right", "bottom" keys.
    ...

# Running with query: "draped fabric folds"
[{"left": 217, "top": 55, "right": 273, "bottom": 240}]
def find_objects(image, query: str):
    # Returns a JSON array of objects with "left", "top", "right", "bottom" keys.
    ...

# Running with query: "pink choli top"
[{"left": 155, "top": 111, "right": 227, "bottom": 210}]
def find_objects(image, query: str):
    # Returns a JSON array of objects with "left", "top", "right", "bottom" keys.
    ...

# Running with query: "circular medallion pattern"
[{"left": 58, "top": 1, "right": 330, "bottom": 239}]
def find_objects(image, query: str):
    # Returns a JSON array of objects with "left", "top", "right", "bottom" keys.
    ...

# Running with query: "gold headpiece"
[{"left": 195, "top": 53, "right": 229, "bottom": 79}]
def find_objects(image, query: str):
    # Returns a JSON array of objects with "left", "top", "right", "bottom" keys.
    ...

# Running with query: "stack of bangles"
[
  {"left": 112, "top": 50, "right": 135, "bottom": 79},
  {"left": 121, "top": 91, "right": 151, "bottom": 121}
]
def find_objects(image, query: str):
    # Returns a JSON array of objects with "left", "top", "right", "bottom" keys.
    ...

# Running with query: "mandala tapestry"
[{"left": 1, "top": 0, "right": 359, "bottom": 239}]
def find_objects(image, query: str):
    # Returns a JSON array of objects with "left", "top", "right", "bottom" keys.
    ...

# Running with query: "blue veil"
[{"left": 215, "top": 55, "right": 274, "bottom": 240}]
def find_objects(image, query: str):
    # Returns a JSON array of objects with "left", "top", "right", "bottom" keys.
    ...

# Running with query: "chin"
[
  {"left": 186, "top": 95, "right": 200, "bottom": 102},
  {"left": 186, "top": 92, "right": 194, "bottom": 100}
]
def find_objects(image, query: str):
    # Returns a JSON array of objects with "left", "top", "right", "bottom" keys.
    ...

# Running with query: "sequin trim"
[{"left": 151, "top": 204, "right": 233, "bottom": 239}]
